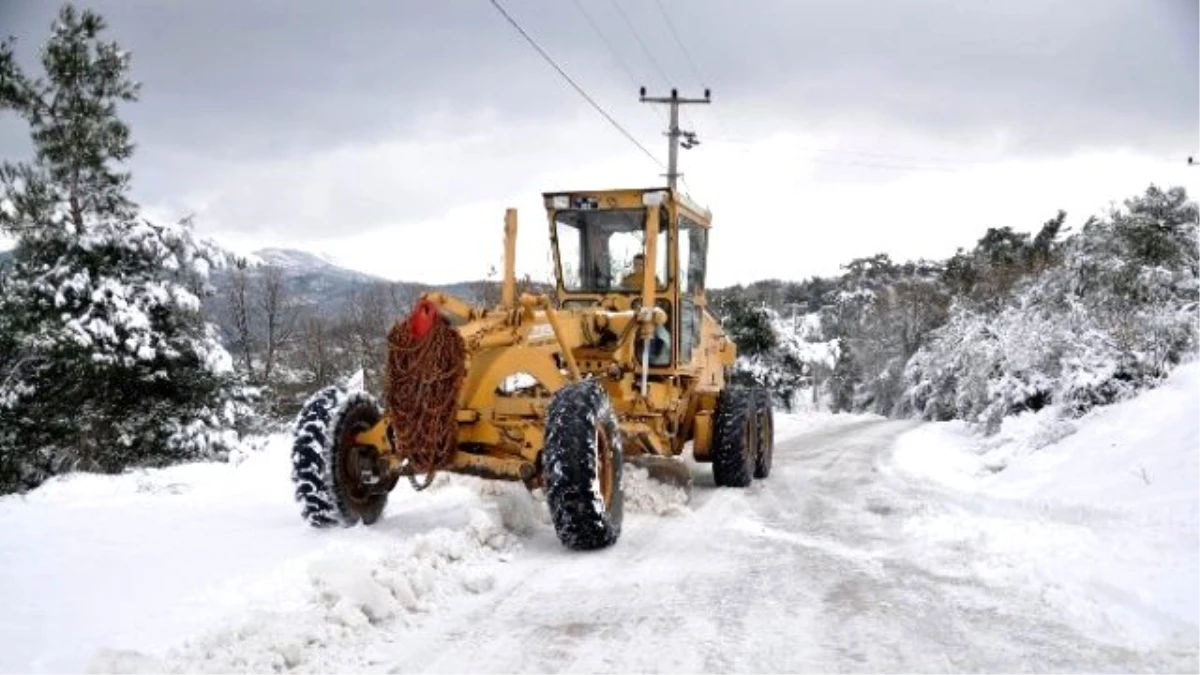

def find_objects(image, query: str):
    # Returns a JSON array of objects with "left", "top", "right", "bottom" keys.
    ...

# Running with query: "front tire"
[
  {"left": 290, "top": 386, "right": 390, "bottom": 528},
  {"left": 753, "top": 388, "right": 774, "bottom": 479},
  {"left": 712, "top": 387, "right": 757, "bottom": 487},
  {"left": 542, "top": 379, "right": 624, "bottom": 550}
]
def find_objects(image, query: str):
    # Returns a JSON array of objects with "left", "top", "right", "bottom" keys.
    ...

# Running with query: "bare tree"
[
  {"left": 223, "top": 258, "right": 256, "bottom": 380},
  {"left": 259, "top": 265, "right": 301, "bottom": 383},
  {"left": 337, "top": 283, "right": 399, "bottom": 394},
  {"left": 297, "top": 314, "right": 338, "bottom": 388}
]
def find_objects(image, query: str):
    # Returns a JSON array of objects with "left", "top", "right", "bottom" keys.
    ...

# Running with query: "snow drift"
[
  {"left": 891, "top": 359, "right": 1200, "bottom": 649},
  {"left": 0, "top": 428, "right": 694, "bottom": 674}
]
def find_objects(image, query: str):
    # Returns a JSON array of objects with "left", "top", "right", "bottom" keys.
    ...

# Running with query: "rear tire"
[
  {"left": 542, "top": 379, "right": 624, "bottom": 550},
  {"left": 712, "top": 387, "right": 757, "bottom": 487},
  {"left": 290, "top": 386, "right": 389, "bottom": 528},
  {"left": 753, "top": 388, "right": 774, "bottom": 479}
]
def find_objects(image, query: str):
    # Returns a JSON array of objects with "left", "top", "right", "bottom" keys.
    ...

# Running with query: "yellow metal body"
[{"left": 356, "top": 186, "right": 736, "bottom": 485}]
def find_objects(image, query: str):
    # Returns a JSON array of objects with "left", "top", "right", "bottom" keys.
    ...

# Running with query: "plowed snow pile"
[
  {"left": 88, "top": 467, "right": 690, "bottom": 674},
  {"left": 91, "top": 506, "right": 517, "bottom": 673},
  {"left": 621, "top": 464, "right": 690, "bottom": 516},
  {"left": 0, "top": 418, "right": 701, "bottom": 674},
  {"left": 890, "top": 360, "right": 1200, "bottom": 649}
]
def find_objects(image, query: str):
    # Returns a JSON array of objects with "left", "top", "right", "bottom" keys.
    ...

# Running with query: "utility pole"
[{"left": 639, "top": 87, "right": 710, "bottom": 191}]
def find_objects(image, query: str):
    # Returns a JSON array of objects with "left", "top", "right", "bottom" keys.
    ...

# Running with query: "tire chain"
[{"left": 384, "top": 312, "right": 467, "bottom": 490}]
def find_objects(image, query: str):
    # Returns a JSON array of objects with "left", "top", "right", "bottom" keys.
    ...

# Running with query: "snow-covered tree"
[
  {"left": 0, "top": 5, "right": 254, "bottom": 492},
  {"left": 711, "top": 294, "right": 777, "bottom": 358},
  {"left": 902, "top": 185, "right": 1198, "bottom": 431},
  {"left": 821, "top": 254, "right": 950, "bottom": 414}
]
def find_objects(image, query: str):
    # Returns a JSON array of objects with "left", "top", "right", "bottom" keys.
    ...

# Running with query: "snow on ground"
[
  {"left": 0, "top": 427, "right": 697, "bottom": 674},
  {"left": 889, "top": 360, "right": 1200, "bottom": 650},
  {"left": 2, "top": 392, "right": 1195, "bottom": 672},
  {"left": 773, "top": 408, "right": 882, "bottom": 439}
]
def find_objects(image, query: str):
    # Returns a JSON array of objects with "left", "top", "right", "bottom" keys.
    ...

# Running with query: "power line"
[
  {"left": 651, "top": 0, "right": 704, "bottom": 88},
  {"left": 569, "top": 0, "right": 666, "bottom": 124},
  {"left": 639, "top": 0, "right": 727, "bottom": 150},
  {"left": 487, "top": 0, "right": 664, "bottom": 170},
  {"left": 606, "top": 0, "right": 673, "bottom": 88},
  {"left": 570, "top": 0, "right": 640, "bottom": 93}
]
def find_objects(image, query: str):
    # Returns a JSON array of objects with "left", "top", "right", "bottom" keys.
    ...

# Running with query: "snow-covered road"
[
  {"left": 374, "top": 418, "right": 1195, "bottom": 674},
  {"left": 3, "top": 408, "right": 1196, "bottom": 673}
]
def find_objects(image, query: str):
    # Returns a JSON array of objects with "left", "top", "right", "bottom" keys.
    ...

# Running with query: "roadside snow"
[
  {"left": 0, "top": 425, "right": 699, "bottom": 673},
  {"left": 890, "top": 360, "right": 1200, "bottom": 649},
  {"left": 3, "top": 406, "right": 1190, "bottom": 672},
  {"left": 91, "top": 507, "right": 519, "bottom": 673}
]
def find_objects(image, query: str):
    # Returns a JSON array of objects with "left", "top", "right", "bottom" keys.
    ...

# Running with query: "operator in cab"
[{"left": 620, "top": 253, "right": 661, "bottom": 289}]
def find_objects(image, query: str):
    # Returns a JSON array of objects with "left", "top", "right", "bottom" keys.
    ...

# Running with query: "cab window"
[{"left": 553, "top": 207, "right": 667, "bottom": 293}]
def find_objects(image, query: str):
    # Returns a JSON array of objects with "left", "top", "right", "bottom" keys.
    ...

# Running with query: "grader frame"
[{"left": 289, "top": 185, "right": 775, "bottom": 550}]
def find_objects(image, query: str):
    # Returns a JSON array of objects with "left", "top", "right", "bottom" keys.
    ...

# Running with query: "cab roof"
[{"left": 541, "top": 186, "right": 712, "bottom": 226}]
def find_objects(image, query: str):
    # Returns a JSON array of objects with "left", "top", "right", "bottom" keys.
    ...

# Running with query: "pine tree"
[{"left": 0, "top": 5, "right": 253, "bottom": 492}]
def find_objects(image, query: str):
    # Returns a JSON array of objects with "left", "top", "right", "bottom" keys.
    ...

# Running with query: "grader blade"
[{"left": 628, "top": 455, "right": 694, "bottom": 499}]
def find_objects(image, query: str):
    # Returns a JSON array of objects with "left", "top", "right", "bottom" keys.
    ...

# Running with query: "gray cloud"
[
  {"left": 676, "top": 0, "right": 1197, "bottom": 155},
  {"left": 3, "top": 0, "right": 1194, "bottom": 151},
  {"left": 1, "top": 0, "right": 1195, "bottom": 245},
  {"left": 2, "top": 1, "right": 616, "bottom": 159}
]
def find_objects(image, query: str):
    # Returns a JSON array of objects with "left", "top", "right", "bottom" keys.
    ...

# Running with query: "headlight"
[{"left": 549, "top": 195, "right": 570, "bottom": 209}]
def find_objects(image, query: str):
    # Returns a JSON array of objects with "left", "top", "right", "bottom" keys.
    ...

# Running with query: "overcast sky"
[{"left": 1, "top": 0, "right": 1196, "bottom": 287}]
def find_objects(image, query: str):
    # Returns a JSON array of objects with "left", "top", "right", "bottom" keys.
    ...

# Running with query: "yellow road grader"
[{"left": 289, "top": 185, "right": 775, "bottom": 550}]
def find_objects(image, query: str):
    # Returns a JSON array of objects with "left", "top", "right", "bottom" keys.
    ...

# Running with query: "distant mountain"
[
  {"left": 207, "top": 247, "right": 503, "bottom": 321},
  {"left": 1, "top": 243, "right": 517, "bottom": 320},
  {"left": 217, "top": 248, "right": 402, "bottom": 315},
  {"left": 246, "top": 248, "right": 378, "bottom": 281}
]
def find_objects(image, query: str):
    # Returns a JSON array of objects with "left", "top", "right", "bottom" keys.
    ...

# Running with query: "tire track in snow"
[
  {"left": 382, "top": 418, "right": 1193, "bottom": 673},
  {"left": 87, "top": 417, "right": 1197, "bottom": 673}
]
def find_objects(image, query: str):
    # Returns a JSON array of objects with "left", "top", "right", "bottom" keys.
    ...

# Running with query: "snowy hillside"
[
  {"left": 890, "top": 359, "right": 1200, "bottom": 649},
  {"left": 249, "top": 248, "right": 362, "bottom": 274},
  {"left": 209, "top": 247, "right": 395, "bottom": 313}
]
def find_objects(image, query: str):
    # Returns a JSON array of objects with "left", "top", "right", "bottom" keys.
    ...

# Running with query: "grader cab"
[{"left": 289, "top": 186, "right": 775, "bottom": 550}]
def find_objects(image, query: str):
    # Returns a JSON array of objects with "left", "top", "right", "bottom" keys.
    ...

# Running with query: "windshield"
[{"left": 554, "top": 208, "right": 666, "bottom": 293}]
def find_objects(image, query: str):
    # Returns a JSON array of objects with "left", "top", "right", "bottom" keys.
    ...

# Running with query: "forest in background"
[{"left": 712, "top": 184, "right": 1199, "bottom": 433}]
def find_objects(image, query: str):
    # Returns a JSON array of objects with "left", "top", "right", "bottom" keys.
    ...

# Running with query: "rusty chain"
[{"left": 385, "top": 312, "right": 466, "bottom": 490}]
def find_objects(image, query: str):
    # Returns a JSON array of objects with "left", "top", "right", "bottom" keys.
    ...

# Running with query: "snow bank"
[
  {"left": 0, "top": 433, "right": 536, "bottom": 674},
  {"left": 893, "top": 360, "right": 1199, "bottom": 510},
  {"left": 83, "top": 462, "right": 696, "bottom": 674},
  {"left": 890, "top": 360, "right": 1200, "bottom": 649},
  {"left": 0, "top": 425, "right": 705, "bottom": 674},
  {"left": 90, "top": 506, "right": 517, "bottom": 674},
  {"left": 2, "top": 402, "right": 871, "bottom": 673}
]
